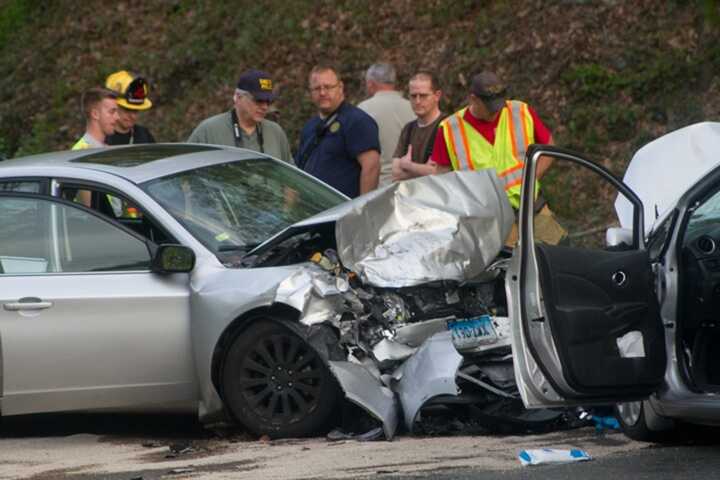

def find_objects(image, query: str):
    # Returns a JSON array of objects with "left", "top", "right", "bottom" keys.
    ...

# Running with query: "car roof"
[{"left": 0, "top": 143, "right": 277, "bottom": 183}]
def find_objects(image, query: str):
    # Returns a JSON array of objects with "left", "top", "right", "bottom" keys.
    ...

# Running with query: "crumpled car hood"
[
  {"left": 335, "top": 170, "right": 513, "bottom": 287},
  {"left": 262, "top": 170, "right": 513, "bottom": 287},
  {"left": 615, "top": 122, "right": 720, "bottom": 234}
]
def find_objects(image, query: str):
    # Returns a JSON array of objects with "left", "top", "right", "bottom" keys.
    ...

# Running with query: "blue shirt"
[{"left": 296, "top": 102, "right": 380, "bottom": 198}]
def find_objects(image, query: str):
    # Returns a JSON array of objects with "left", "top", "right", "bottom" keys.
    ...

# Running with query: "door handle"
[
  {"left": 611, "top": 270, "right": 628, "bottom": 287},
  {"left": 3, "top": 297, "right": 53, "bottom": 311}
]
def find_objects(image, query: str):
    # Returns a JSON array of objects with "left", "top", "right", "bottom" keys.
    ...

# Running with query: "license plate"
[{"left": 447, "top": 315, "right": 498, "bottom": 349}]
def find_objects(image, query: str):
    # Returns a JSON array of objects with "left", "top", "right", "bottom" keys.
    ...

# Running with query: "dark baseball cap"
[
  {"left": 471, "top": 71, "right": 507, "bottom": 113},
  {"left": 236, "top": 69, "right": 276, "bottom": 102}
]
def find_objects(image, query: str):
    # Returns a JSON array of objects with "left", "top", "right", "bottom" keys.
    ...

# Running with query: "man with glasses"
[
  {"left": 391, "top": 72, "right": 445, "bottom": 181},
  {"left": 188, "top": 69, "right": 292, "bottom": 163},
  {"left": 296, "top": 64, "right": 380, "bottom": 198}
]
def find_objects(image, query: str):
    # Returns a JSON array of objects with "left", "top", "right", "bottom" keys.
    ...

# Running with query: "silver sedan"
[{"left": 0, "top": 144, "right": 515, "bottom": 439}]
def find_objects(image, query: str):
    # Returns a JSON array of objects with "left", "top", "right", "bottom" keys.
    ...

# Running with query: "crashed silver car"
[
  {"left": 508, "top": 122, "right": 720, "bottom": 441},
  {"left": 0, "top": 144, "right": 519, "bottom": 439}
]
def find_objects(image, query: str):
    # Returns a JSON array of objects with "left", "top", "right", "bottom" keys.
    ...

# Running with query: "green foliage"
[
  {"left": 562, "top": 103, "right": 638, "bottom": 156},
  {"left": 0, "top": 136, "right": 8, "bottom": 160},
  {"left": 0, "top": 0, "right": 33, "bottom": 50},
  {"left": 605, "top": 107, "right": 638, "bottom": 142},
  {"left": 562, "top": 46, "right": 704, "bottom": 104},
  {"left": 702, "top": 0, "right": 720, "bottom": 26},
  {"left": 427, "top": 0, "right": 485, "bottom": 25},
  {"left": 14, "top": 116, "right": 55, "bottom": 158},
  {"left": 629, "top": 51, "right": 698, "bottom": 100},
  {"left": 561, "top": 64, "right": 627, "bottom": 100},
  {"left": 561, "top": 40, "right": 715, "bottom": 159}
]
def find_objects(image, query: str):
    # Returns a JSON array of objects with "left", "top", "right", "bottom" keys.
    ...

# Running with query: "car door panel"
[
  {"left": 0, "top": 194, "right": 196, "bottom": 415},
  {"left": 535, "top": 244, "right": 665, "bottom": 395},
  {"left": 508, "top": 145, "right": 666, "bottom": 408},
  {"left": 0, "top": 272, "right": 196, "bottom": 415}
]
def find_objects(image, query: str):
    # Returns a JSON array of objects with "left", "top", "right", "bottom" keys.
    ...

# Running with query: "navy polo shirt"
[{"left": 296, "top": 102, "right": 380, "bottom": 198}]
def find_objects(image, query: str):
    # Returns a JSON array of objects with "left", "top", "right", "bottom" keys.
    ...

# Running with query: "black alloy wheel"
[{"left": 222, "top": 319, "right": 341, "bottom": 438}]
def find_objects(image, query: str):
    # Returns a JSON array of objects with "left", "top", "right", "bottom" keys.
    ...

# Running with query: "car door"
[
  {"left": 507, "top": 145, "right": 666, "bottom": 408},
  {"left": 0, "top": 192, "right": 196, "bottom": 415}
]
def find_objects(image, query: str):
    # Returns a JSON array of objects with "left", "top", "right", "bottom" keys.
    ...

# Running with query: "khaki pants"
[{"left": 505, "top": 205, "right": 567, "bottom": 247}]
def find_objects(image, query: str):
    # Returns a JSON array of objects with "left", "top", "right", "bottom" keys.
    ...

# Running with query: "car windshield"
[{"left": 141, "top": 158, "right": 346, "bottom": 257}]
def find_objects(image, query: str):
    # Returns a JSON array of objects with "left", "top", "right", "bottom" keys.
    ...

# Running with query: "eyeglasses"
[
  {"left": 309, "top": 83, "right": 340, "bottom": 94},
  {"left": 409, "top": 93, "right": 432, "bottom": 100}
]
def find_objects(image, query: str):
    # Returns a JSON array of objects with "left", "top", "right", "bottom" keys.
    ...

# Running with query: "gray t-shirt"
[
  {"left": 187, "top": 111, "right": 293, "bottom": 163},
  {"left": 358, "top": 91, "right": 415, "bottom": 186}
]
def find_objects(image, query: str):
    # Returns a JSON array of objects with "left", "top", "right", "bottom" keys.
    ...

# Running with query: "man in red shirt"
[{"left": 431, "top": 71, "right": 565, "bottom": 244}]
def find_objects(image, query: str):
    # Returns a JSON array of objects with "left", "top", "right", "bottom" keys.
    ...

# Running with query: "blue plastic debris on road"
[{"left": 592, "top": 415, "right": 621, "bottom": 433}]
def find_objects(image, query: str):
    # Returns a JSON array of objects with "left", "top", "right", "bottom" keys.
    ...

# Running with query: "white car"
[{"left": 508, "top": 122, "right": 720, "bottom": 440}]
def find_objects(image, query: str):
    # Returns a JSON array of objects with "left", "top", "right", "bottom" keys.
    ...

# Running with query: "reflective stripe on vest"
[
  {"left": 500, "top": 100, "right": 531, "bottom": 189},
  {"left": 441, "top": 101, "right": 537, "bottom": 208},
  {"left": 444, "top": 110, "right": 474, "bottom": 171}
]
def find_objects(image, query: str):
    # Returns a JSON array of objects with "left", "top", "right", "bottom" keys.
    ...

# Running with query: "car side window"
[
  {"left": 0, "top": 196, "right": 51, "bottom": 274},
  {"left": 540, "top": 157, "right": 637, "bottom": 250},
  {"left": 58, "top": 184, "right": 172, "bottom": 244},
  {"left": 0, "top": 195, "right": 151, "bottom": 275}
]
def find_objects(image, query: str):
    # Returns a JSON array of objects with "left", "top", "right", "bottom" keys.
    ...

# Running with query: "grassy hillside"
[{"left": 1, "top": 0, "right": 719, "bottom": 220}]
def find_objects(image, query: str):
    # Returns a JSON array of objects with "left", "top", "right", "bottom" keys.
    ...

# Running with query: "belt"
[{"left": 513, "top": 191, "right": 547, "bottom": 217}]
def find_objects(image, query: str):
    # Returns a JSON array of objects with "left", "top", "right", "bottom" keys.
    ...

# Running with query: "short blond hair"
[{"left": 81, "top": 88, "right": 117, "bottom": 119}]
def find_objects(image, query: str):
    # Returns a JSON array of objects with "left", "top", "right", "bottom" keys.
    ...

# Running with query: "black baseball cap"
[
  {"left": 471, "top": 71, "right": 507, "bottom": 113},
  {"left": 236, "top": 69, "right": 276, "bottom": 102}
]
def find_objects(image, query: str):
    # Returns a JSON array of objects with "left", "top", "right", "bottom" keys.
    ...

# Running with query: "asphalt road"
[
  {"left": 389, "top": 444, "right": 720, "bottom": 480},
  {"left": 1, "top": 413, "right": 719, "bottom": 479}
]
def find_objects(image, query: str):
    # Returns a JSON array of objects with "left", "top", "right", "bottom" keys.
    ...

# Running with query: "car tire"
[
  {"left": 221, "top": 318, "right": 341, "bottom": 438},
  {"left": 615, "top": 400, "right": 675, "bottom": 442}
]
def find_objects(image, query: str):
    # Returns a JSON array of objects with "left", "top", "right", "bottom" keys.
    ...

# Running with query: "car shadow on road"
[{"left": 0, "top": 412, "right": 209, "bottom": 440}]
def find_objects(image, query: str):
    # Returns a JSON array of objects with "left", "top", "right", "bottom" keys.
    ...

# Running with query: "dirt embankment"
[{"left": 0, "top": 0, "right": 719, "bottom": 211}]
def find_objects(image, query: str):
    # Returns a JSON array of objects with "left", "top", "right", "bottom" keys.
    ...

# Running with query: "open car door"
[{"left": 507, "top": 145, "right": 666, "bottom": 408}]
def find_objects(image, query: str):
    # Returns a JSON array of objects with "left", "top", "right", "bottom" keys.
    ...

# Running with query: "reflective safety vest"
[
  {"left": 440, "top": 100, "right": 539, "bottom": 208},
  {"left": 71, "top": 138, "right": 92, "bottom": 150},
  {"left": 71, "top": 133, "right": 105, "bottom": 150}
]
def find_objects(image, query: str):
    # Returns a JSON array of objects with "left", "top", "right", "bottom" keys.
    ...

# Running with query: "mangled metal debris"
[
  {"left": 257, "top": 171, "right": 528, "bottom": 439},
  {"left": 393, "top": 332, "right": 463, "bottom": 432},
  {"left": 328, "top": 361, "right": 399, "bottom": 440}
]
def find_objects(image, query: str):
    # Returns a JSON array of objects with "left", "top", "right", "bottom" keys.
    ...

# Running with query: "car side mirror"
[
  {"left": 151, "top": 244, "right": 196, "bottom": 274},
  {"left": 606, "top": 227, "right": 633, "bottom": 249}
]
